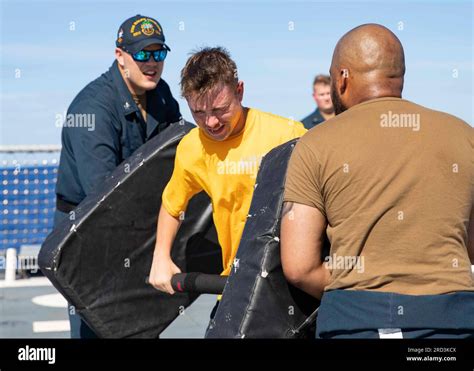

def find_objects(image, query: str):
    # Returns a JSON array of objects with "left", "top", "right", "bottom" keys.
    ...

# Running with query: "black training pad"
[
  {"left": 206, "top": 139, "right": 324, "bottom": 338},
  {"left": 39, "top": 122, "right": 222, "bottom": 338}
]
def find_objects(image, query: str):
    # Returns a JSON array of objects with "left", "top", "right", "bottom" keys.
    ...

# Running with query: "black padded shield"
[
  {"left": 39, "top": 122, "right": 222, "bottom": 338},
  {"left": 206, "top": 139, "right": 322, "bottom": 338}
]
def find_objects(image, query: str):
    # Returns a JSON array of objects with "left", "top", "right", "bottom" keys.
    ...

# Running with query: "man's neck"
[
  {"left": 320, "top": 110, "right": 335, "bottom": 120},
  {"left": 118, "top": 64, "right": 145, "bottom": 96},
  {"left": 228, "top": 107, "right": 248, "bottom": 139}
]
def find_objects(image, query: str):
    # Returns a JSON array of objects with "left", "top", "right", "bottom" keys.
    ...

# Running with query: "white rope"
[{"left": 0, "top": 145, "right": 61, "bottom": 153}]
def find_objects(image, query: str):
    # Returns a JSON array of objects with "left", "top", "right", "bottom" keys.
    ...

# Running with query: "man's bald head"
[{"left": 330, "top": 24, "right": 405, "bottom": 114}]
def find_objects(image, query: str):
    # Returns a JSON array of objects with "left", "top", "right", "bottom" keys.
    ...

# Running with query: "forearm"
[
  {"left": 290, "top": 264, "right": 331, "bottom": 300},
  {"left": 468, "top": 205, "right": 474, "bottom": 265},
  {"left": 281, "top": 202, "right": 330, "bottom": 300},
  {"left": 153, "top": 205, "right": 182, "bottom": 259},
  {"left": 149, "top": 205, "right": 183, "bottom": 294}
]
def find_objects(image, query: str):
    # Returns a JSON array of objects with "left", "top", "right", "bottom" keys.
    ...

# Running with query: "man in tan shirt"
[{"left": 282, "top": 23, "right": 474, "bottom": 338}]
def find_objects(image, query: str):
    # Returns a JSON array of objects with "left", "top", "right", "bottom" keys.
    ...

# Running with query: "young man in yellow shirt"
[{"left": 148, "top": 47, "right": 306, "bottom": 295}]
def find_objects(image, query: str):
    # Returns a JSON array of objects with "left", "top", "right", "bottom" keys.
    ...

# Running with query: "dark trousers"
[
  {"left": 68, "top": 305, "right": 98, "bottom": 339},
  {"left": 322, "top": 328, "right": 474, "bottom": 339},
  {"left": 316, "top": 290, "right": 474, "bottom": 339},
  {"left": 210, "top": 300, "right": 220, "bottom": 320}
]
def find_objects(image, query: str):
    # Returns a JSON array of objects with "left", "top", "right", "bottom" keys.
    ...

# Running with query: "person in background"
[{"left": 301, "top": 74, "right": 335, "bottom": 129}]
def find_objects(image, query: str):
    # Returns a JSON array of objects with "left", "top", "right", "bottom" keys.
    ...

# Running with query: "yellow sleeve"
[
  {"left": 162, "top": 139, "right": 203, "bottom": 218},
  {"left": 293, "top": 121, "right": 308, "bottom": 137}
]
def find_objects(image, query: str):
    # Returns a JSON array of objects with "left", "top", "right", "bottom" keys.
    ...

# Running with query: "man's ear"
[
  {"left": 339, "top": 68, "right": 349, "bottom": 95},
  {"left": 236, "top": 81, "right": 244, "bottom": 102},
  {"left": 115, "top": 47, "right": 125, "bottom": 68}
]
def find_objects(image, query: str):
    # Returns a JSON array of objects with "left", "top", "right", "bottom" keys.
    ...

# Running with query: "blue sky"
[{"left": 1, "top": 0, "right": 472, "bottom": 145}]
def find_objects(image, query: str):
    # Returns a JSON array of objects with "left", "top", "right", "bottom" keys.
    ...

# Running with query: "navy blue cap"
[{"left": 116, "top": 15, "right": 170, "bottom": 54}]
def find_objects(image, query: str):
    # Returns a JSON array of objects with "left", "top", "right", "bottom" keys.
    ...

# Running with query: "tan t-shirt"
[{"left": 284, "top": 97, "right": 474, "bottom": 295}]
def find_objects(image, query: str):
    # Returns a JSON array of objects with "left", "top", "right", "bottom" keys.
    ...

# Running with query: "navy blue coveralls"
[
  {"left": 301, "top": 108, "right": 325, "bottom": 129},
  {"left": 56, "top": 60, "right": 181, "bottom": 208},
  {"left": 54, "top": 60, "right": 182, "bottom": 337}
]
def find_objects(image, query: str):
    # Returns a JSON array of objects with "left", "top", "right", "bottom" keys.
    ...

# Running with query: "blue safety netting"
[{"left": 1, "top": 161, "right": 58, "bottom": 251}]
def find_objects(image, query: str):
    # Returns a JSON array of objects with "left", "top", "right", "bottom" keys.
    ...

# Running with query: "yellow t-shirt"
[{"left": 162, "top": 108, "right": 307, "bottom": 275}]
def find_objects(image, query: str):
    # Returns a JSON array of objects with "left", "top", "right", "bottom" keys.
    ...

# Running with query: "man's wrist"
[{"left": 153, "top": 248, "right": 172, "bottom": 261}]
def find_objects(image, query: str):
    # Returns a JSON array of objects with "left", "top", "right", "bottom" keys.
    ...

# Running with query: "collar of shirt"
[
  {"left": 109, "top": 60, "right": 162, "bottom": 140},
  {"left": 312, "top": 108, "right": 324, "bottom": 123},
  {"left": 110, "top": 60, "right": 140, "bottom": 116}
]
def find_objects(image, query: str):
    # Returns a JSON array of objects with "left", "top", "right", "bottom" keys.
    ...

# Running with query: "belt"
[{"left": 56, "top": 197, "right": 79, "bottom": 213}]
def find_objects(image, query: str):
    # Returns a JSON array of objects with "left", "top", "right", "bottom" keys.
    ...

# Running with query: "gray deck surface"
[{"left": 0, "top": 273, "right": 215, "bottom": 339}]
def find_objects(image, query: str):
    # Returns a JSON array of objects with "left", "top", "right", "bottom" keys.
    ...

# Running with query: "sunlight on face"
[
  {"left": 313, "top": 83, "right": 333, "bottom": 111},
  {"left": 187, "top": 82, "right": 244, "bottom": 141},
  {"left": 118, "top": 44, "right": 164, "bottom": 93}
]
